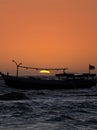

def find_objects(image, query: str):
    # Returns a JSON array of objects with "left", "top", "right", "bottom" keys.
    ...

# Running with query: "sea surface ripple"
[{"left": 0, "top": 79, "right": 97, "bottom": 130}]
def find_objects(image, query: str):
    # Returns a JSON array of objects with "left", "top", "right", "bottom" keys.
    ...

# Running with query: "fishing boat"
[{"left": 0, "top": 72, "right": 96, "bottom": 89}]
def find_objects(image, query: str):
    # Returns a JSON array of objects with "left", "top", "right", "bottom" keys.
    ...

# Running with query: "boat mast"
[{"left": 12, "top": 60, "right": 22, "bottom": 77}]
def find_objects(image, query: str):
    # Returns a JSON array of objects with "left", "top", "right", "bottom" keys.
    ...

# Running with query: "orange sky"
[{"left": 0, "top": 0, "right": 97, "bottom": 75}]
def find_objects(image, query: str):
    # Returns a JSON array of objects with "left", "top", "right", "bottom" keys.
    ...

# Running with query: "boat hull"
[{"left": 0, "top": 73, "right": 96, "bottom": 89}]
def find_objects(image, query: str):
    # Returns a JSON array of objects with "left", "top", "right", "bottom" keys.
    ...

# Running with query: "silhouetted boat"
[{"left": 0, "top": 72, "right": 96, "bottom": 89}]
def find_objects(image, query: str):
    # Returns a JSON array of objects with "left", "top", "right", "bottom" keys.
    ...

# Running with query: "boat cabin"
[{"left": 56, "top": 73, "right": 96, "bottom": 80}]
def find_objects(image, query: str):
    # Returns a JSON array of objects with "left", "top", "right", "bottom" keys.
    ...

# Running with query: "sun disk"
[{"left": 40, "top": 70, "right": 50, "bottom": 74}]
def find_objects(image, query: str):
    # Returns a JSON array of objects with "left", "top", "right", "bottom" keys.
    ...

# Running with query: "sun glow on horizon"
[{"left": 40, "top": 70, "right": 50, "bottom": 74}]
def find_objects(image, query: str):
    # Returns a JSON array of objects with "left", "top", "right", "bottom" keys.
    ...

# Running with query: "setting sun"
[{"left": 40, "top": 70, "right": 50, "bottom": 74}]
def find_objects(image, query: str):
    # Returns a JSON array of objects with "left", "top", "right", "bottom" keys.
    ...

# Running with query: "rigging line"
[{"left": 19, "top": 65, "right": 68, "bottom": 71}]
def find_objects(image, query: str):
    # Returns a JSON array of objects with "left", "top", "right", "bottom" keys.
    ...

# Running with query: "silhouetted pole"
[
  {"left": 89, "top": 69, "right": 90, "bottom": 74},
  {"left": 12, "top": 60, "right": 22, "bottom": 77},
  {"left": 63, "top": 68, "right": 68, "bottom": 73}
]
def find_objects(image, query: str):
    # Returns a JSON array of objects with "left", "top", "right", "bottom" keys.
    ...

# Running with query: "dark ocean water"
[{"left": 0, "top": 79, "right": 97, "bottom": 130}]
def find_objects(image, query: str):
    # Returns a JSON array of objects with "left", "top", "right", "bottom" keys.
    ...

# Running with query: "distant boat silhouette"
[{"left": 0, "top": 72, "right": 96, "bottom": 89}]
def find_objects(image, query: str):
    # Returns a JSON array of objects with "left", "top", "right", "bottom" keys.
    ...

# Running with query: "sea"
[{"left": 0, "top": 79, "right": 97, "bottom": 130}]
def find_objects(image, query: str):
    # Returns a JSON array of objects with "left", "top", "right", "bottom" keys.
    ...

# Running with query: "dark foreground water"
[{"left": 0, "top": 79, "right": 97, "bottom": 130}]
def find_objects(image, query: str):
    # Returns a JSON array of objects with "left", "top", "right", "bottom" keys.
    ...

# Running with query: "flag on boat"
[{"left": 89, "top": 64, "right": 95, "bottom": 70}]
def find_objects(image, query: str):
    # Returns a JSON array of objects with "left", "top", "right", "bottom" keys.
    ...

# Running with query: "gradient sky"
[{"left": 0, "top": 0, "right": 97, "bottom": 75}]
